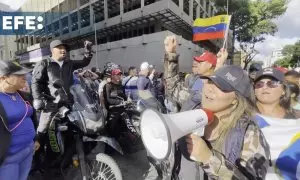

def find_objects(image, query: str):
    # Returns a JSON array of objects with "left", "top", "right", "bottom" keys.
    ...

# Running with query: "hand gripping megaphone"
[{"left": 140, "top": 108, "right": 214, "bottom": 160}]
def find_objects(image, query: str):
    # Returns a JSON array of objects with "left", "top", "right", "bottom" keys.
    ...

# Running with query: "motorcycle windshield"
[
  {"left": 69, "top": 84, "right": 104, "bottom": 133},
  {"left": 137, "top": 90, "right": 165, "bottom": 112}
]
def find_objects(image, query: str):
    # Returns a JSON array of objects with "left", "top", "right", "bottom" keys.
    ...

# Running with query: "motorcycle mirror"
[{"left": 53, "top": 80, "right": 63, "bottom": 89}]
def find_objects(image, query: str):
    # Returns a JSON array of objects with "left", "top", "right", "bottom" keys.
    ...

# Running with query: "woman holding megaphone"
[{"left": 183, "top": 65, "right": 271, "bottom": 179}]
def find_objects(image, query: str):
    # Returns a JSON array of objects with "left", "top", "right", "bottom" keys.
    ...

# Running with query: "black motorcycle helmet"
[
  {"left": 249, "top": 63, "right": 263, "bottom": 81},
  {"left": 102, "top": 62, "right": 121, "bottom": 77}
]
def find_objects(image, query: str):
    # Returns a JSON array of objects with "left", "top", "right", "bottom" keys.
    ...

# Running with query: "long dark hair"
[{"left": 279, "top": 82, "right": 292, "bottom": 110}]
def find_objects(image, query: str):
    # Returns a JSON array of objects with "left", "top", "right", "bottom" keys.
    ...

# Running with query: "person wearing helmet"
[
  {"left": 103, "top": 67, "right": 137, "bottom": 139},
  {"left": 249, "top": 63, "right": 263, "bottom": 81},
  {"left": 98, "top": 62, "right": 117, "bottom": 116}
]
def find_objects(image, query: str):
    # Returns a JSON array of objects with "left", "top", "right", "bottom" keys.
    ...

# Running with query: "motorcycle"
[{"left": 33, "top": 80, "right": 123, "bottom": 180}]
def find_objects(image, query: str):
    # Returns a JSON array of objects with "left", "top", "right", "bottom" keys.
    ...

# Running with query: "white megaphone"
[{"left": 140, "top": 108, "right": 214, "bottom": 161}]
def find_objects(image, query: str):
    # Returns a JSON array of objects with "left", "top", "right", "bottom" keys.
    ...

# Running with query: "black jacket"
[
  {"left": 31, "top": 55, "right": 92, "bottom": 105},
  {"left": 0, "top": 91, "right": 38, "bottom": 166},
  {"left": 103, "top": 82, "right": 127, "bottom": 110}
]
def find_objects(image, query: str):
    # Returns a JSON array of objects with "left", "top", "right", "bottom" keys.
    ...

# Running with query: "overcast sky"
[
  {"left": 0, "top": 0, "right": 26, "bottom": 10},
  {"left": 254, "top": 0, "right": 300, "bottom": 62}
]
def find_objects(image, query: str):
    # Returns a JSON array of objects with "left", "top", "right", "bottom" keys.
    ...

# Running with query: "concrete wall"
[
  {"left": 0, "top": 35, "right": 17, "bottom": 61},
  {"left": 70, "top": 31, "right": 203, "bottom": 72}
]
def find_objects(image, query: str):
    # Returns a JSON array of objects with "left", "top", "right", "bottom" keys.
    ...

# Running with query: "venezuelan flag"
[
  {"left": 193, "top": 15, "right": 231, "bottom": 41},
  {"left": 276, "top": 133, "right": 300, "bottom": 180}
]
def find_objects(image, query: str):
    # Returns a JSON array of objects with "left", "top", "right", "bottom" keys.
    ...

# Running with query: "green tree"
[
  {"left": 213, "top": 0, "right": 288, "bottom": 69},
  {"left": 277, "top": 40, "right": 300, "bottom": 67},
  {"left": 275, "top": 57, "right": 291, "bottom": 67}
]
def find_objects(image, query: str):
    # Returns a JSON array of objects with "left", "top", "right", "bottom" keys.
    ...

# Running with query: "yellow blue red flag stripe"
[{"left": 193, "top": 15, "right": 230, "bottom": 41}]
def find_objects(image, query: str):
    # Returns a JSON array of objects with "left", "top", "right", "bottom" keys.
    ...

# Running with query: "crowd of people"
[{"left": 0, "top": 35, "right": 299, "bottom": 180}]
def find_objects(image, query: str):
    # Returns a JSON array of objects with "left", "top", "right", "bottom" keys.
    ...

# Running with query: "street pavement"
[
  {"left": 28, "top": 149, "right": 150, "bottom": 180},
  {"left": 112, "top": 149, "right": 150, "bottom": 180}
]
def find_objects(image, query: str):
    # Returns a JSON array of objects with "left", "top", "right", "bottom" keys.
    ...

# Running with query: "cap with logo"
[
  {"left": 50, "top": 40, "right": 70, "bottom": 51},
  {"left": 0, "top": 60, "right": 32, "bottom": 77},
  {"left": 255, "top": 67, "right": 284, "bottom": 82},
  {"left": 193, "top": 51, "right": 217, "bottom": 66},
  {"left": 202, "top": 65, "right": 252, "bottom": 98}
]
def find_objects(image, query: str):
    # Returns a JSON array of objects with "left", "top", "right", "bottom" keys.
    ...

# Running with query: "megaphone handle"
[
  {"left": 192, "top": 127, "right": 205, "bottom": 137},
  {"left": 189, "top": 128, "right": 205, "bottom": 161}
]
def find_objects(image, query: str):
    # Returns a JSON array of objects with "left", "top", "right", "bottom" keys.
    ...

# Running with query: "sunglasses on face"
[{"left": 254, "top": 80, "right": 281, "bottom": 89}]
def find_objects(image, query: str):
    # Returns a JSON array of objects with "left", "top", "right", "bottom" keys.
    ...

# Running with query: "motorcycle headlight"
[{"left": 85, "top": 118, "right": 104, "bottom": 133}]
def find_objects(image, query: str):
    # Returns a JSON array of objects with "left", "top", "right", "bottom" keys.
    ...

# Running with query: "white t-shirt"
[{"left": 255, "top": 114, "right": 300, "bottom": 180}]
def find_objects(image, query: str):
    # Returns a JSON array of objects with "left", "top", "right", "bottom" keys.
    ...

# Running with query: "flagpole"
[
  {"left": 94, "top": 13, "right": 99, "bottom": 69},
  {"left": 222, "top": 0, "right": 230, "bottom": 49},
  {"left": 227, "top": 0, "right": 229, "bottom": 15},
  {"left": 222, "top": 15, "right": 231, "bottom": 49}
]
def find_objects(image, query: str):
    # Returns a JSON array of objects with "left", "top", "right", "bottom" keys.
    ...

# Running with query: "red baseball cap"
[
  {"left": 274, "top": 66, "right": 288, "bottom": 73},
  {"left": 193, "top": 51, "right": 217, "bottom": 66},
  {"left": 112, "top": 69, "right": 122, "bottom": 75}
]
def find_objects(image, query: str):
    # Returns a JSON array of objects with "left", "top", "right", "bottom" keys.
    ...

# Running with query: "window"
[
  {"left": 98, "top": 37, "right": 107, "bottom": 44},
  {"left": 145, "top": 0, "right": 156, "bottom": 6},
  {"left": 10, "top": 51, "right": 12, "bottom": 58},
  {"left": 133, "top": 29, "right": 138, "bottom": 37},
  {"left": 30, "top": 36, "right": 34, "bottom": 45},
  {"left": 108, "top": 0, "right": 120, "bottom": 18},
  {"left": 39, "top": 26, "right": 45, "bottom": 37},
  {"left": 53, "top": 21, "right": 60, "bottom": 37},
  {"left": 172, "top": 0, "right": 179, "bottom": 6},
  {"left": 150, "top": 25, "right": 155, "bottom": 33},
  {"left": 124, "top": 0, "right": 141, "bottom": 13},
  {"left": 193, "top": 0, "right": 198, "bottom": 20},
  {"left": 138, "top": 28, "right": 143, "bottom": 36},
  {"left": 36, "top": 36, "right": 40, "bottom": 44},
  {"left": 46, "top": 25, "right": 52, "bottom": 35},
  {"left": 80, "top": 7, "right": 90, "bottom": 28},
  {"left": 52, "top": 6, "right": 59, "bottom": 20},
  {"left": 92, "top": 0, "right": 104, "bottom": 23},
  {"left": 128, "top": 30, "right": 132, "bottom": 38},
  {"left": 144, "top": 26, "right": 149, "bottom": 34},
  {"left": 45, "top": 11, "right": 51, "bottom": 25},
  {"left": 183, "top": 0, "right": 190, "bottom": 15},
  {"left": 61, "top": 17, "right": 69, "bottom": 34},
  {"left": 80, "top": 0, "right": 89, "bottom": 6},
  {"left": 71, "top": 12, "right": 79, "bottom": 31},
  {"left": 122, "top": 32, "right": 127, "bottom": 39}
]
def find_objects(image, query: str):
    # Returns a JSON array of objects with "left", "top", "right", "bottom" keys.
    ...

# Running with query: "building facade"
[
  {"left": 0, "top": 35, "right": 18, "bottom": 61},
  {"left": 13, "top": 0, "right": 232, "bottom": 71}
]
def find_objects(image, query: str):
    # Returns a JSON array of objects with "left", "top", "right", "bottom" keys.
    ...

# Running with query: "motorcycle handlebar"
[{"left": 109, "top": 101, "right": 133, "bottom": 108}]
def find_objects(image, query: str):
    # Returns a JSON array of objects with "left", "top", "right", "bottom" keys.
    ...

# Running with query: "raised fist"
[
  {"left": 84, "top": 40, "right": 93, "bottom": 52},
  {"left": 164, "top": 35, "right": 177, "bottom": 53},
  {"left": 215, "top": 48, "right": 229, "bottom": 71}
]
